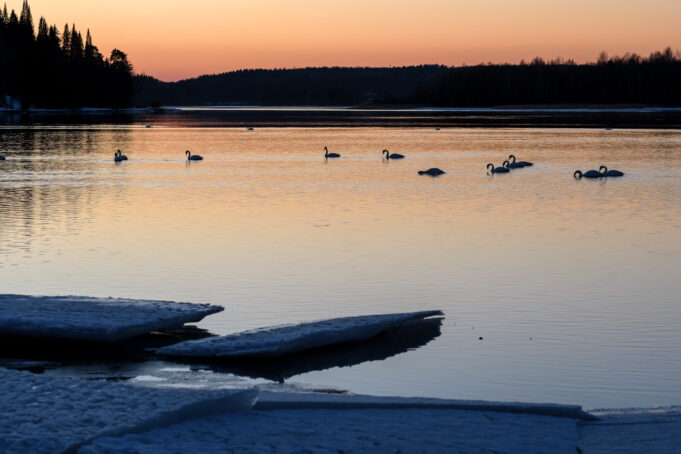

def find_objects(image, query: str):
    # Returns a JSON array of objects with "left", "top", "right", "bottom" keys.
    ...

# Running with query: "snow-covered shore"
[{"left": 2, "top": 367, "right": 679, "bottom": 453}]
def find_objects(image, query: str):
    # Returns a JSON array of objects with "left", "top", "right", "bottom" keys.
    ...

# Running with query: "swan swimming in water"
[
  {"left": 574, "top": 169, "right": 603, "bottom": 179},
  {"left": 383, "top": 149, "right": 404, "bottom": 159},
  {"left": 0, "top": 154, "right": 5, "bottom": 161},
  {"left": 186, "top": 150, "right": 203, "bottom": 161},
  {"left": 599, "top": 165, "right": 624, "bottom": 177},
  {"left": 418, "top": 168, "right": 445, "bottom": 176},
  {"left": 116, "top": 150, "right": 128, "bottom": 160},
  {"left": 324, "top": 147, "right": 340, "bottom": 158},
  {"left": 508, "top": 154, "right": 533, "bottom": 167},
  {"left": 114, "top": 152, "right": 125, "bottom": 162},
  {"left": 487, "top": 162, "right": 510, "bottom": 174}
]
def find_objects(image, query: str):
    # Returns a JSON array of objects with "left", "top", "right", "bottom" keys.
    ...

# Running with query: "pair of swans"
[
  {"left": 487, "top": 155, "right": 534, "bottom": 173},
  {"left": 574, "top": 165, "right": 624, "bottom": 179},
  {"left": 114, "top": 150, "right": 128, "bottom": 162},
  {"left": 506, "top": 154, "right": 533, "bottom": 169},
  {"left": 323, "top": 147, "right": 405, "bottom": 160}
]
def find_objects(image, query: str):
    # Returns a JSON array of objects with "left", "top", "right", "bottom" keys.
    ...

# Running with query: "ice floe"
[
  {"left": 157, "top": 310, "right": 444, "bottom": 358},
  {"left": 0, "top": 295, "right": 222, "bottom": 342},
  {"left": 0, "top": 367, "right": 256, "bottom": 454}
]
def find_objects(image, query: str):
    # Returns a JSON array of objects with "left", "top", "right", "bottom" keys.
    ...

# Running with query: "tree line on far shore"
[
  {"left": 0, "top": 1, "right": 134, "bottom": 109},
  {"left": 136, "top": 49, "right": 681, "bottom": 108}
]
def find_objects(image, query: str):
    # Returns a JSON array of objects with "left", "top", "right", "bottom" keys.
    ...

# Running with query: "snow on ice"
[
  {"left": 157, "top": 310, "right": 444, "bottom": 358},
  {"left": 0, "top": 294, "right": 222, "bottom": 342}
]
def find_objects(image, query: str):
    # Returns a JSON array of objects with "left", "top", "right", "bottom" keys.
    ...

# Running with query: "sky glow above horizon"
[{"left": 8, "top": 0, "right": 681, "bottom": 81}]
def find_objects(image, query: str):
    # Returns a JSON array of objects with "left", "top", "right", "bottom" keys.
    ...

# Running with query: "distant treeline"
[
  {"left": 136, "top": 49, "right": 681, "bottom": 107},
  {"left": 134, "top": 66, "right": 449, "bottom": 107},
  {"left": 0, "top": 1, "right": 134, "bottom": 109}
]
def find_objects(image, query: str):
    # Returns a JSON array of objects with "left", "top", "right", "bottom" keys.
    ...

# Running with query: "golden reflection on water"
[{"left": 1, "top": 126, "right": 681, "bottom": 408}]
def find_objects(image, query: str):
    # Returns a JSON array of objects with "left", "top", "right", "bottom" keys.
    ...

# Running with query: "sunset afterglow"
[{"left": 9, "top": 0, "right": 681, "bottom": 81}]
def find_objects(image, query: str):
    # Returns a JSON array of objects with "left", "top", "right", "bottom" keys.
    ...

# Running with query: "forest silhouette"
[
  {"left": 1, "top": 2, "right": 679, "bottom": 109},
  {"left": 0, "top": 1, "right": 134, "bottom": 109},
  {"left": 136, "top": 50, "right": 681, "bottom": 107}
]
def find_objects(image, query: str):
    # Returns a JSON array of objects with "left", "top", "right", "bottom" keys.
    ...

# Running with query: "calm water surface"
[{"left": 1, "top": 123, "right": 680, "bottom": 409}]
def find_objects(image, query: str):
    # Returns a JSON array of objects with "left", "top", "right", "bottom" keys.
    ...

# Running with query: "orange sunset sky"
[{"left": 10, "top": 0, "right": 681, "bottom": 81}]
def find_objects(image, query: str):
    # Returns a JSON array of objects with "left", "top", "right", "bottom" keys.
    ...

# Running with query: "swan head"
[
  {"left": 486, "top": 163, "right": 493, "bottom": 171},
  {"left": 383, "top": 149, "right": 389, "bottom": 156},
  {"left": 185, "top": 150, "right": 190, "bottom": 156},
  {"left": 574, "top": 170, "right": 583, "bottom": 179},
  {"left": 599, "top": 165, "right": 608, "bottom": 173}
]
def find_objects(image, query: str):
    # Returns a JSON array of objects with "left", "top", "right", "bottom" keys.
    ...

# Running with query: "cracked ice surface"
[
  {"left": 79, "top": 408, "right": 579, "bottom": 453},
  {"left": 158, "top": 310, "right": 444, "bottom": 358},
  {"left": 0, "top": 368, "right": 256, "bottom": 454},
  {"left": 0, "top": 294, "right": 222, "bottom": 341}
]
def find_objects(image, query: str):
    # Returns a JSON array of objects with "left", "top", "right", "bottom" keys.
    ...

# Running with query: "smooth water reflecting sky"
[{"left": 1, "top": 125, "right": 680, "bottom": 409}]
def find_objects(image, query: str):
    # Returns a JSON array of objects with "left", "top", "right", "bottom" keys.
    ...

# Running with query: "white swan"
[
  {"left": 186, "top": 150, "right": 203, "bottom": 161},
  {"left": 383, "top": 149, "right": 405, "bottom": 159},
  {"left": 324, "top": 147, "right": 340, "bottom": 158}
]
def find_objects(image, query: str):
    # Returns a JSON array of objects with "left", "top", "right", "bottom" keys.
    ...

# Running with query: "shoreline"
[{"left": 3, "top": 105, "right": 681, "bottom": 128}]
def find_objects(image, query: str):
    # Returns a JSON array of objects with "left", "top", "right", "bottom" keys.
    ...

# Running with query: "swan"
[
  {"left": 324, "top": 147, "right": 340, "bottom": 158},
  {"left": 574, "top": 169, "right": 603, "bottom": 179},
  {"left": 383, "top": 149, "right": 404, "bottom": 159},
  {"left": 145, "top": 125, "right": 152, "bottom": 128},
  {"left": 508, "top": 154, "right": 533, "bottom": 167},
  {"left": 114, "top": 151, "right": 125, "bottom": 162},
  {"left": 0, "top": 154, "right": 5, "bottom": 161},
  {"left": 247, "top": 127, "right": 254, "bottom": 131},
  {"left": 599, "top": 166, "right": 624, "bottom": 177},
  {"left": 116, "top": 150, "right": 128, "bottom": 160},
  {"left": 487, "top": 163, "right": 509, "bottom": 174},
  {"left": 418, "top": 168, "right": 445, "bottom": 176},
  {"left": 186, "top": 150, "right": 203, "bottom": 161}
]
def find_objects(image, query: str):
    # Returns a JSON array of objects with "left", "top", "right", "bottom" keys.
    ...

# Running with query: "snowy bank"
[
  {"left": 79, "top": 407, "right": 580, "bottom": 454},
  {"left": 77, "top": 397, "right": 681, "bottom": 453},
  {"left": 0, "top": 295, "right": 222, "bottom": 342},
  {"left": 0, "top": 367, "right": 256, "bottom": 454},
  {"left": 256, "top": 391, "right": 597, "bottom": 421},
  {"left": 157, "top": 310, "right": 444, "bottom": 358}
]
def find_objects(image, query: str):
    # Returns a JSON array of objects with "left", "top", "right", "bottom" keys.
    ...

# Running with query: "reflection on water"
[{"left": 1, "top": 125, "right": 681, "bottom": 408}]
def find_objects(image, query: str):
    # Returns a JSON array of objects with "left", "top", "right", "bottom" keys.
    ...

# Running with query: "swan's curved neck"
[
  {"left": 509, "top": 155, "right": 516, "bottom": 163},
  {"left": 574, "top": 170, "right": 582, "bottom": 179}
]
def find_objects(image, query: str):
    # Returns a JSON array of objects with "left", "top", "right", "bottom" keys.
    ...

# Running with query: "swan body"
[
  {"left": 186, "top": 150, "right": 203, "bottom": 161},
  {"left": 418, "top": 168, "right": 445, "bottom": 176},
  {"left": 0, "top": 154, "right": 5, "bottom": 161},
  {"left": 116, "top": 150, "right": 128, "bottom": 160},
  {"left": 324, "top": 147, "right": 340, "bottom": 158},
  {"left": 508, "top": 154, "right": 533, "bottom": 167},
  {"left": 600, "top": 166, "right": 624, "bottom": 177},
  {"left": 487, "top": 163, "right": 509, "bottom": 174},
  {"left": 247, "top": 127, "right": 254, "bottom": 131},
  {"left": 574, "top": 169, "right": 603, "bottom": 179},
  {"left": 383, "top": 149, "right": 404, "bottom": 159},
  {"left": 145, "top": 125, "right": 152, "bottom": 128}
]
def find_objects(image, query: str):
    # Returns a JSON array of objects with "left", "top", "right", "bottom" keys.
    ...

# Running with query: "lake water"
[{"left": 1, "top": 120, "right": 680, "bottom": 409}]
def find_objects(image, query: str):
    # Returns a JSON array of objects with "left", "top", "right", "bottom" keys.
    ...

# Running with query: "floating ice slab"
[
  {"left": 158, "top": 310, "right": 444, "bottom": 358},
  {"left": 0, "top": 294, "right": 223, "bottom": 342},
  {"left": 0, "top": 367, "right": 257, "bottom": 454}
]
